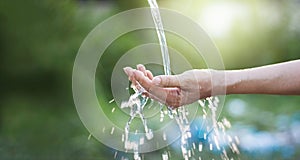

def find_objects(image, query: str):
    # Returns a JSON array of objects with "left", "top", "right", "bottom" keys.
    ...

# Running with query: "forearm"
[{"left": 225, "top": 60, "right": 300, "bottom": 95}]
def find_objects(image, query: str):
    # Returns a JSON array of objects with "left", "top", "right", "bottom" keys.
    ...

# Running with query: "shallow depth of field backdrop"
[{"left": 0, "top": 0, "right": 300, "bottom": 159}]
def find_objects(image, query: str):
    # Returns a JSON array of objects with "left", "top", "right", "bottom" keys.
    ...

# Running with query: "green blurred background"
[{"left": 1, "top": 0, "right": 300, "bottom": 159}]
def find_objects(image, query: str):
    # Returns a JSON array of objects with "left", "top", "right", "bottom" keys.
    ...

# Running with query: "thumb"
[{"left": 152, "top": 75, "right": 180, "bottom": 87}]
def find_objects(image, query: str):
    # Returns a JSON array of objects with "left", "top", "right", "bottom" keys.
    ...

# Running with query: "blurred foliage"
[
  {"left": 0, "top": 0, "right": 299, "bottom": 159},
  {"left": 0, "top": 0, "right": 115, "bottom": 159}
]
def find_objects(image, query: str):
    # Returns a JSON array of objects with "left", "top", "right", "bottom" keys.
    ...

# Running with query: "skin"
[{"left": 123, "top": 60, "right": 300, "bottom": 108}]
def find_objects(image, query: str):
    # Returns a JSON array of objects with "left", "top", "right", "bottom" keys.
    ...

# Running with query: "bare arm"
[
  {"left": 124, "top": 60, "right": 300, "bottom": 108},
  {"left": 226, "top": 60, "right": 300, "bottom": 95}
]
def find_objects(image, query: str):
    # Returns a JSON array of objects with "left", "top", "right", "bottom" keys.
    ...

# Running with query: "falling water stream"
[
  {"left": 147, "top": 0, "right": 171, "bottom": 76},
  {"left": 119, "top": 0, "right": 240, "bottom": 159}
]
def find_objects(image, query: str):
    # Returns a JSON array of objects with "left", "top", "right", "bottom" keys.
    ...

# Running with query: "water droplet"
[
  {"left": 204, "top": 133, "right": 207, "bottom": 140},
  {"left": 109, "top": 99, "right": 115, "bottom": 104},
  {"left": 234, "top": 136, "right": 240, "bottom": 144},
  {"left": 162, "top": 151, "right": 168, "bottom": 160},
  {"left": 160, "top": 117, "right": 164, "bottom": 122},
  {"left": 213, "top": 135, "right": 220, "bottom": 150},
  {"left": 88, "top": 134, "right": 92, "bottom": 140},
  {"left": 146, "top": 129, "right": 153, "bottom": 140},
  {"left": 202, "top": 108, "right": 207, "bottom": 115},
  {"left": 222, "top": 118, "right": 231, "bottom": 128},
  {"left": 139, "top": 137, "right": 145, "bottom": 145},
  {"left": 198, "top": 100, "right": 205, "bottom": 107},
  {"left": 163, "top": 132, "right": 167, "bottom": 141},
  {"left": 111, "top": 127, "right": 115, "bottom": 135},
  {"left": 228, "top": 135, "right": 233, "bottom": 142},
  {"left": 122, "top": 134, "right": 124, "bottom": 142},
  {"left": 231, "top": 143, "right": 240, "bottom": 154},
  {"left": 199, "top": 143, "right": 203, "bottom": 152},
  {"left": 184, "top": 155, "right": 189, "bottom": 160},
  {"left": 134, "top": 152, "right": 141, "bottom": 160},
  {"left": 114, "top": 151, "right": 118, "bottom": 159}
]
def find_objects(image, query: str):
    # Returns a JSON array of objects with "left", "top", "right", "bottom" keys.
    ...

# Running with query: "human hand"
[{"left": 123, "top": 64, "right": 216, "bottom": 108}]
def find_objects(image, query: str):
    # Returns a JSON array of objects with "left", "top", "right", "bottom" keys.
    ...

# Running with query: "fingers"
[
  {"left": 123, "top": 66, "right": 153, "bottom": 91},
  {"left": 123, "top": 67, "right": 135, "bottom": 82},
  {"left": 123, "top": 67, "right": 136, "bottom": 85},
  {"left": 133, "top": 69, "right": 153, "bottom": 91},
  {"left": 146, "top": 70, "right": 154, "bottom": 80},
  {"left": 152, "top": 75, "right": 180, "bottom": 87},
  {"left": 137, "top": 64, "right": 154, "bottom": 80},
  {"left": 124, "top": 65, "right": 182, "bottom": 108},
  {"left": 137, "top": 64, "right": 146, "bottom": 76}
]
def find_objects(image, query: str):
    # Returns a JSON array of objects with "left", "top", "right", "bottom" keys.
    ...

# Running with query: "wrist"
[
  {"left": 205, "top": 69, "right": 227, "bottom": 97},
  {"left": 225, "top": 70, "right": 238, "bottom": 95},
  {"left": 225, "top": 70, "right": 250, "bottom": 95},
  {"left": 213, "top": 70, "right": 227, "bottom": 96}
]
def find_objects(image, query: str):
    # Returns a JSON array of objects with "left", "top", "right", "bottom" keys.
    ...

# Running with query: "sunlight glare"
[{"left": 200, "top": 2, "right": 248, "bottom": 37}]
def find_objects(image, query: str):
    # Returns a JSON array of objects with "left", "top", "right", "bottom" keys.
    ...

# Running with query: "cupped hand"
[{"left": 123, "top": 64, "right": 214, "bottom": 108}]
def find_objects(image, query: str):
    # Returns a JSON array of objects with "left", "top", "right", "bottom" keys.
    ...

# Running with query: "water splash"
[
  {"left": 119, "top": 0, "right": 240, "bottom": 159},
  {"left": 147, "top": 0, "right": 194, "bottom": 158},
  {"left": 146, "top": 1, "right": 240, "bottom": 159},
  {"left": 121, "top": 83, "right": 153, "bottom": 159},
  {"left": 162, "top": 151, "right": 169, "bottom": 160}
]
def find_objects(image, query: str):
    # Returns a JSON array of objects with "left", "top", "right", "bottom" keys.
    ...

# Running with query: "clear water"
[
  {"left": 147, "top": 0, "right": 194, "bottom": 158},
  {"left": 147, "top": 0, "right": 171, "bottom": 76},
  {"left": 121, "top": 84, "right": 153, "bottom": 160},
  {"left": 119, "top": 0, "right": 240, "bottom": 159}
]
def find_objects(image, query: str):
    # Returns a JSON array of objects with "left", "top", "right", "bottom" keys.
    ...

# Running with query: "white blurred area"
[
  {"left": 160, "top": 0, "right": 285, "bottom": 38},
  {"left": 199, "top": 2, "right": 249, "bottom": 37}
]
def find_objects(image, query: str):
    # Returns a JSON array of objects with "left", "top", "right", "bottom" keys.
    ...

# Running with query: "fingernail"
[
  {"left": 152, "top": 77, "right": 161, "bottom": 85},
  {"left": 137, "top": 64, "right": 145, "bottom": 71},
  {"left": 123, "top": 67, "right": 130, "bottom": 74}
]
